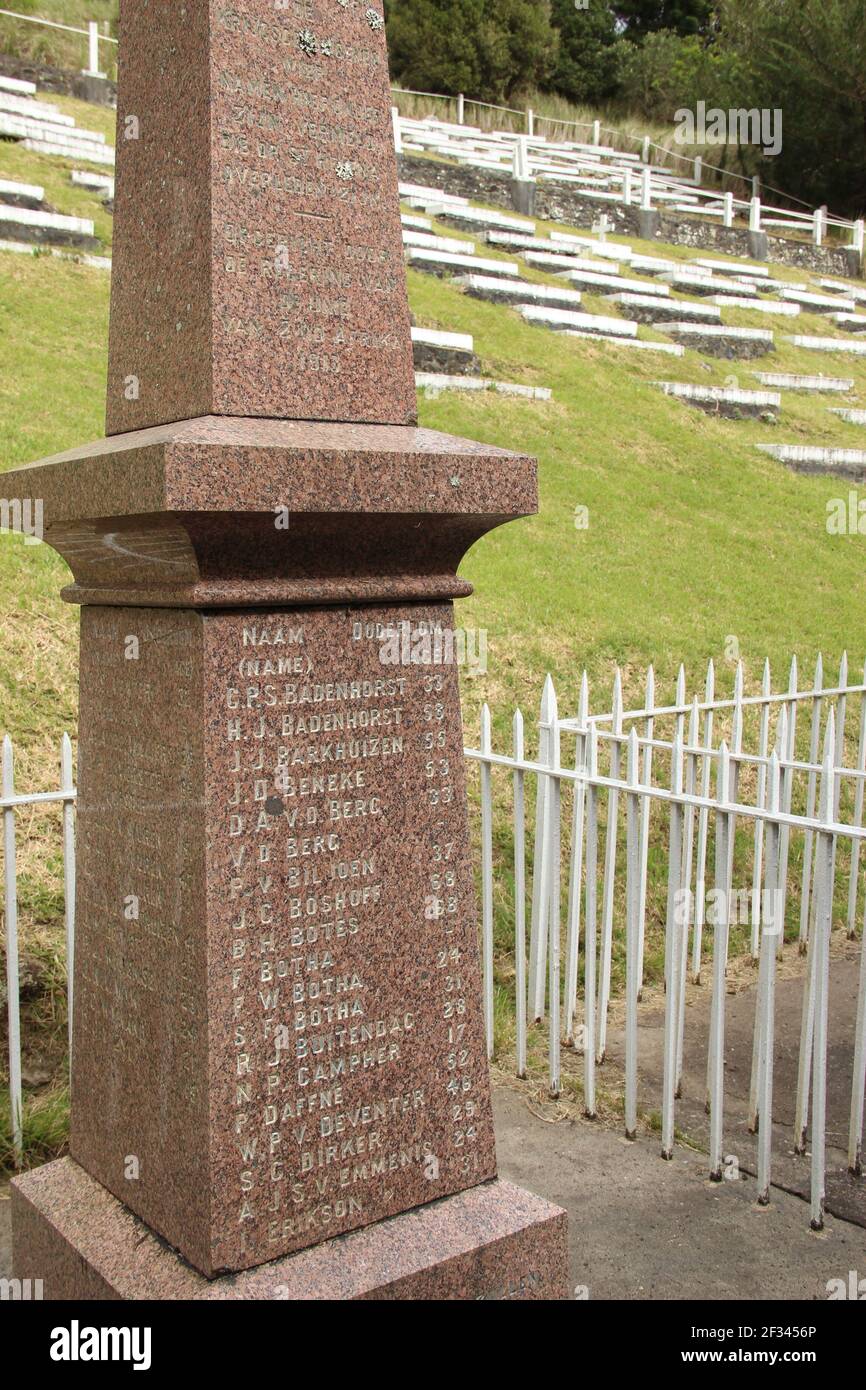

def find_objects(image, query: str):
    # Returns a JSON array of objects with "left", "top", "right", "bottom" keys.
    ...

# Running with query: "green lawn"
[
  {"left": 2, "top": 128, "right": 866, "bottom": 1160},
  {"left": 0, "top": 2, "right": 117, "bottom": 79}
]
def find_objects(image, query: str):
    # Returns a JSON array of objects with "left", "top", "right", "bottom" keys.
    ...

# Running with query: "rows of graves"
[
  {"left": 2, "top": 69, "right": 866, "bottom": 477},
  {"left": 0, "top": 74, "right": 113, "bottom": 165},
  {"left": 395, "top": 110, "right": 864, "bottom": 257},
  {"left": 0, "top": 76, "right": 112, "bottom": 261},
  {"left": 400, "top": 179, "right": 866, "bottom": 480}
]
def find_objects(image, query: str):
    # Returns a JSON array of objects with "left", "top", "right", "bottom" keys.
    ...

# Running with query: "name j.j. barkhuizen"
[{"left": 50, "top": 1321, "right": 152, "bottom": 1371}]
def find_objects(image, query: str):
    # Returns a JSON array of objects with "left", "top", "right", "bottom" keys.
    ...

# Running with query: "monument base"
[{"left": 12, "top": 1159, "right": 569, "bottom": 1301}]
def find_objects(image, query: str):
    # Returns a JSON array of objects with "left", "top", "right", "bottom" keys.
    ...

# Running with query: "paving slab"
[
  {"left": 608, "top": 293, "right": 721, "bottom": 326},
  {"left": 494, "top": 1088, "right": 866, "bottom": 1301},
  {"left": 406, "top": 247, "right": 519, "bottom": 279},
  {"left": 603, "top": 945, "right": 866, "bottom": 1231},
  {"left": 787, "top": 336, "right": 866, "bottom": 356},
  {"left": 664, "top": 324, "right": 775, "bottom": 359}
]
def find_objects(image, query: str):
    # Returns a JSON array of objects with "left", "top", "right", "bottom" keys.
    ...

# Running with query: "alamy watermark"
[
  {"left": 0, "top": 1276, "right": 43, "bottom": 1300},
  {"left": 49, "top": 1322, "right": 152, "bottom": 1370},
  {"left": 826, "top": 491, "right": 866, "bottom": 535},
  {"left": 674, "top": 887, "right": 783, "bottom": 933},
  {"left": 0, "top": 497, "right": 43, "bottom": 545},
  {"left": 826, "top": 1270, "right": 866, "bottom": 1299},
  {"left": 351, "top": 619, "right": 488, "bottom": 676},
  {"left": 674, "top": 101, "right": 783, "bottom": 159}
]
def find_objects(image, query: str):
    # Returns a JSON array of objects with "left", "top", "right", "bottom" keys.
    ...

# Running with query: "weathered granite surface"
[
  {"left": 63, "top": 600, "right": 498, "bottom": 1275},
  {"left": 12, "top": 1160, "right": 569, "bottom": 1300}
]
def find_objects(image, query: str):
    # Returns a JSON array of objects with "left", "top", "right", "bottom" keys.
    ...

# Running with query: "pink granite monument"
[{"left": 9, "top": 0, "right": 568, "bottom": 1299}]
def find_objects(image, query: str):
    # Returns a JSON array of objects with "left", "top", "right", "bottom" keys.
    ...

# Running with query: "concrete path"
[
  {"left": 494, "top": 1087, "right": 865, "bottom": 1301},
  {"left": 602, "top": 941, "right": 866, "bottom": 1228}
]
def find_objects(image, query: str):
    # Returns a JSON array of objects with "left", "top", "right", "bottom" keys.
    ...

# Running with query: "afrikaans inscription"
[{"left": 205, "top": 604, "right": 497, "bottom": 1271}]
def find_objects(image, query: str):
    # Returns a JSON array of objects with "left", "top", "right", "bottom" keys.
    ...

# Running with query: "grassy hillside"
[
  {"left": 0, "top": 3, "right": 117, "bottom": 78},
  {"left": 2, "top": 120, "right": 866, "bottom": 1162}
]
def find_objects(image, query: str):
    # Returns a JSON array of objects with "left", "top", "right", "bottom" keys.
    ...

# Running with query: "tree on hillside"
[
  {"left": 548, "top": 0, "right": 624, "bottom": 106},
  {"left": 614, "top": 1, "right": 714, "bottom": 40},
  {"left": 384, "top": 0, "right": 558, "bottom": 103},
  {"left": 616, "top": 30, "right": 745, "bottom": 124},
  {"left": 719, "top": 0, "right": 866, "bottom": 216}
]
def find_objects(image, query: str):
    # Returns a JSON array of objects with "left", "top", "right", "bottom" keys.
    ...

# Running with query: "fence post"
[
  {"left": 675, "top": 699, "right": 700, "bottom": 1098},
  {"left": 625, "top": 729, "right": 641, "bottom": 1139},
  {"left": 693, "top": 155, "right": 702, "bottom": 184},
  {"left": 592, "top": 119, "right": 601, "bottom": 146},
  {"left": 529, "top": 675, "right": 554, "bottom": 1020},
  {"left": 84, "top": 19, "right": 102, "bottom": 76},
  {"left": 692, "top": 659, "right": 715, "bottom": 983},
  {"left": 775, "top": 655, "right": 798, "bottom": 957},
  {"left": 513, "top": 135, "right": 532, "bottom": 183},
  {"left": 622, "top": 166, "right": 633, "bottom": 207},
  {"left": 512, "top": 711, "right": 527, "bottom": 1078},
  {"left": 749, "top": 709, "right": 786, "bottom": 1131},
  {"left": 526, "top": 107, "right": 534, "bottom": 138},
  {"left": 849, "top": 869, "right": 866, "bottom": 1173},
  {"left": 641, "top": 134, "right": 651, "bottom": 165},
  {"left": 756, "top": 751, "right": 782, "bottom": 1204},
  {"left": 2, "top": 735, "right": 23, "bottom": 1165},
  {"left": 853, "top": 219, "right": 865, "bottom": 260},
  {"left": 61, "top": 732, "right": 76, "bottom": 1054},
  {"left": 637, "top": 664, "right": 655, "bottom": 996},
  {"left": 750, "top": 196, "right": 762, "bottom": 232},
  {"left": 813, "top": 207, "right": 825, "bottom": 248},
  {"left": 564, "top": 672, "right": 588, "bottom": 1046},
  {"left": 546, "top": 684, "right": 562, "bottom": 1099},
  {"left": 583, "top": 724, "right": 599, "bottom": 1117},
  {"left": 596, "top": 669, "right": 623, "bottom": 1063},
  {"left": 847, "top": 656, "right": 866, "bottom": 940},
  {"left": 480, "top": 704, "right": 494, "bottom": 1060},
  {"left": 723, "top": 191, "right": 734, "bottom": 229},
  {"left": 640, "top": 167, "right": 652, "bottom": 212},
  {"left": 708, "top": 742, "right": 733, "bottom": 1179},
  {"left": 794, "top": 693, "right": 831, "bottom": 1154},
  {"left": 391, "top": 106, "right": 403, "bottom": 155},
  {"left": 457, "top": 92, "right": 465, "bottom": 125},
  {"left": 810, "top": 712, "right": 836, "bottom": 1231},
  {"left": 661, "top": 727, "right": 685, "bottom": 1160},
  {"left": 751, "top": 658, "right": 772, "bottom": 959},
  {"left": 799, "top": 652, "right": 824, "bottom": 950}
]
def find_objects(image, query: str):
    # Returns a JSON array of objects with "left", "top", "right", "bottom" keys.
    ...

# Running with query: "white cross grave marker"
[{"left": 592, "top": 214, "right": 613, "bottom": 243}]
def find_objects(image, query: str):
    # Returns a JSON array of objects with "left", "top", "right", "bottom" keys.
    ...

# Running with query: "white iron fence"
[
  {"left": 0, "top": 10, "right": 116, "bottom": 78},
  {"left": 1, "top": 733, "right": 75, "bottom": 1163},
  {"left": 392, "top": 102, "right": 864, "bottom": 253},
  {"left": 465, "top": 655, "right": 866, "bottom": 1230},
  {"left": 3, "top": 660, "right": 866, "bottom": 1233}
]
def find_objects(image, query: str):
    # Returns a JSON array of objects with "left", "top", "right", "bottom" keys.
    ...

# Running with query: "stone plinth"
[
  {"left": 70, "top": 598, "right": 499, "bottom": 1276},
  {"left": 2, "top": 417, "right": 536, "bottom": 609},
  {"left": 7, "top": 419, "right": 548, "bottom": 1282},
  {"left": 13, "top": 1159, "right": 569, "bottom": 1300}
]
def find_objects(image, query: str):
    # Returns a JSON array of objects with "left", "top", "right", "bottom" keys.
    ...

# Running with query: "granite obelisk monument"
[{"left": 10, "top": 0, "right": 568, "bottom": 1298}]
